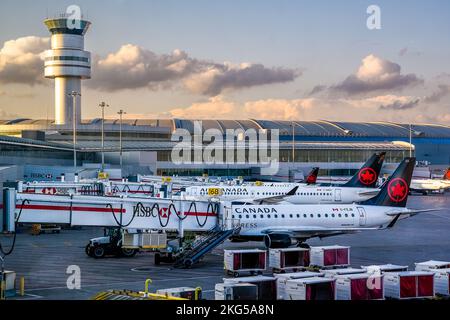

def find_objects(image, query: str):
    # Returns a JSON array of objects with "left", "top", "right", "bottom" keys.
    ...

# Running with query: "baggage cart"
[{"left": 224, "top": 249, "right": 266, "bottom": 277}]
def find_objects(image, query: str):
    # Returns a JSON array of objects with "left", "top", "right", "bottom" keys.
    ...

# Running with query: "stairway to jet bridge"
[{"left": 174, "top": 225, "right": 241, "bottom": 268}]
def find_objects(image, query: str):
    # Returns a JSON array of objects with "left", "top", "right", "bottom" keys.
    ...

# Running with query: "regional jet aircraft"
[
  {"left": 228, "top": 157, "right": 436, "bottom": 248},
  {"left": 185, "top": 152, "right": 386, "bottom": 204},
  {"left": 410, "top": 167, "right": 450, "bottom": 194}
]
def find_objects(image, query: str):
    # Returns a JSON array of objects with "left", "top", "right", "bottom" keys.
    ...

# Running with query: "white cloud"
[
  {"left": 423, "top": 84, "right": 450, "bottom": 103},
  {"left": 243, "top": 98, "right": 313, "bottom": 120},
  {"left": 413, "top": 113, "right": 450, "bottom": 124},
  {"left": 0, "top": 37, "right": 300, "bottom": 96},
  {"left": 164, "top": 97, "right": 317, "bottom": 120},
  {"left": 331, "top": 54, "right": 422, "bottom": 95},
  {"left": 183, "top": 62, "right": 299, "bottom": 96},
  {"left": 168, "top": 96, "right": 239, "bottom": 118},
  {"left": 0, "top": 36, "right": 49, "bottom": 85},
  {"left": 91, "top": 45, "right": 196, "bottom": 91},
  {"left": 160, "top": 94, "right": 438, "bottom": 123},
  {"left": 343, "top": 94, "right": 421, "bottom": 110},
  {"left": 90, "top": 44, "right": 299, "bottom": 95},
  {"left": 0, "top": 107, "right": 20, "bottom": 119}
]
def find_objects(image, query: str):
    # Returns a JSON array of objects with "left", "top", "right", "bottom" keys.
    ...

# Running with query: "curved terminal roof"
[
  {"left": 170, "top": 119, "right": 450, "bottom": 138},
  {"left": 2, "top": 118, "right": 450, "bottom": 138}
]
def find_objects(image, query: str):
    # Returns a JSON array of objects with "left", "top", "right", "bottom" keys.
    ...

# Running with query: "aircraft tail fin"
[
  {"left": 344, "top": 152, "right": 386, "bottom": 188},
  {"left": 301, "top": 167, "right": 319, "bottom": 184},
  {"left": 361, "top": 157, "right": 415, "bottom": 207},
  {"left": 443, "top": 167, "right": 450, "bottom": 180}
]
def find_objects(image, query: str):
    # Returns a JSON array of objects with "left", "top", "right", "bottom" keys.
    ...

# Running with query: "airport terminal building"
[{"left": 0, "top": 118, "right": 449, "bottom": 181}]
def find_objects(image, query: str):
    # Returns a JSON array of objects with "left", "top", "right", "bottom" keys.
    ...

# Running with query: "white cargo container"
[
  {"left": 384, "top": 271, "right": 435, "bottom": 299},
  {"left": 0, "top": 270, "right": 16, "bottom": 297},
  {"left": 215, "top": 282, "right": 258, "bottom": 300},
  {"left": 285, "top": 277, "right": 335, "bottom": 300},
  {"left": 430, "top": 268, "right": 450, "bottom": 296},
  {"left": 268, "top": 248, "right": 310, "bottom": 272},
  {"left": 362, "top": 264, "right": 408, "bottom": 274},
  {"left": 415, "top": 260, "right": 450, "bottom": 272},
  {"left": 274, "top": 271, "right": 322, "bottom": 300},
  {"left": 310, "top": 245, "right": 350, "bottom": 268},
  {"left": 224, "top": 249, "right": 266, "bottom": 277},
  {"left": 335, "top": 273, "right": 384, "bottom": 300},
  {"left": 224, "top": 276, "right": 277, "bottom": 300},
  {"left": 321, "top": 268, "right": 366, "bottom": 278},
  {"left": 156, "top": 287, "right": 200, "bottom": 300},
  {"left": 122, "top": 231, "right": 167, "bottom": 249}
]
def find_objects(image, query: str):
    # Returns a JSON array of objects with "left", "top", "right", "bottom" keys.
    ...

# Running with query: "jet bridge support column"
[
  {"left": 2, "top": 188, "right": 16, "bottom": 233},
  {"left": 178, "top": 200, "right": 185, "bottom": 239},
  {"left": 222, "top": 202, "right": 235, "bottom": 231}
]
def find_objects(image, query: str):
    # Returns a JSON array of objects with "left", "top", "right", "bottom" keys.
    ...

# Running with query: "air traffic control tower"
[{"left": 44, "top": 17, "right": 91, "bottom": 125}]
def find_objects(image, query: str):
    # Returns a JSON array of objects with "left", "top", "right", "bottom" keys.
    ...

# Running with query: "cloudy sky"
[{"left": 0, "top": 0, "right": 450, "bottom": 123}]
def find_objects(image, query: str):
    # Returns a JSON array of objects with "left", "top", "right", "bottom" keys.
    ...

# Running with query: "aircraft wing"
[
  {"left": 385, "top": 208, "right": 443, "bottom": 228},
  {"left": 357, "top": 189, "right": 380, "bottom": 197},
  {"left": 245, "top": 186, "right": 299, "bottom": 204},
  {"left": 385, "top": 208, "right": 442, "bottom": 216},
  {"left": 438, "top": 181, "right": 450, "bottom": 189}
]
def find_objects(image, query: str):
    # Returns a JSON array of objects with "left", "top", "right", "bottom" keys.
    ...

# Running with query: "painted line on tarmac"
[
  {"left": 12, "top": 293, "right": 43, "bottom": 300},
  {"left": 26, "top": 275, "right": 221, "bottom": 292}
]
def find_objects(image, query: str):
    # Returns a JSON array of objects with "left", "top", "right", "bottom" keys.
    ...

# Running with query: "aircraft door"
[
  {"left": 334, "top": 189, "right": 342, "bottom": 202},
  {"left": 357, "top": 207, "right": 367, "bottom": 226}
]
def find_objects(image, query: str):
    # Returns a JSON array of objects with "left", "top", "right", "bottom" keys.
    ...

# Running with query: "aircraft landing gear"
[
  {"left": 154, "top": 252, "right": 174, "bottom": 265},
  {"left": 297, "top": 242, "right": 310, "bottom": 249}
]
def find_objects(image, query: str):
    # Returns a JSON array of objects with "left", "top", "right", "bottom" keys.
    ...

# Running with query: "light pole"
[
  {"left": 291, "top": 121, "right": 298, "bottom": 165},
  {"left": 291, "top": 122, "right": 296, "bottom": 163},
  {"left": 409, "top": 123, "right": 412, "bottom": 157},
  {"left": 117, "top": 109, "right": 126, "bottom": 170},
  {"left": 408, "top": 124, "right": 424, "bottom": 157},
  {"left": 69, "top": 91, "right": 81, "bottom": 170},
  {"left": 99, "top": 102, "right": 109, "bottom": 170}
]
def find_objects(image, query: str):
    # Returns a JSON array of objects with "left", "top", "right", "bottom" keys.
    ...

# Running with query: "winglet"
[
  {"left": 387, "top": 213, "right": 402, "bottom": 228},
  {"left": 287, "top": 186, "right": 299, "bottom": 196}
]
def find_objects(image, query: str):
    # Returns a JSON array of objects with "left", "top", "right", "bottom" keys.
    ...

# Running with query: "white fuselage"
[
  {"left": 185, "top": 185, "right": 379, "bottom": 204},
  {"left": 228, "top": 203, "right": 408, "bottom": 237},
  {"left": 410, "top": 179, "right": 450, "bottom": 192}
]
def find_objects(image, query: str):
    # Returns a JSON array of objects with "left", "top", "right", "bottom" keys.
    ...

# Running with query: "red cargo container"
[
  {"left": 384, "top": 271, "right": 435, "bottom": 299},
  {"left": 269, "top": 248, "right": 310, "bottom": 272},
  {"left": 310, "top": 245, "right": 350, "bottom": 268},
  {"left": 224, "top": 249, "right": 266, "bottom": 277},
  {"left": 224, "top": 276, "right": 277, "bottom": 300},
  {"left": 335, "top": 273, "right": 384, "bottom": 300},
  {"left": 285, "top": 277, "right": 336, "bottom": 300}
]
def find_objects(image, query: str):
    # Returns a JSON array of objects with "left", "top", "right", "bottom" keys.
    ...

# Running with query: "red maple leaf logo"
[
  {"left": 391, "top": 183, "right": 406, "bottom": 197},
  {"left": 306, "top": 175, "right": 316, "bottom": 184},
  {"left": 387, "top": 178, "right": 408, "bottom": 202},
  {"left": 358, "top": 167, "right": 376, "bottom": 185},
  {"left": 444, "top": 169, "right": 450, "bottom": 180}
]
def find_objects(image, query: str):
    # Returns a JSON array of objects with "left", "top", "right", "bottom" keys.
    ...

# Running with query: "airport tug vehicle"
[{"left": 85, "top": 228, "right": 138, "bottom": 258}]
